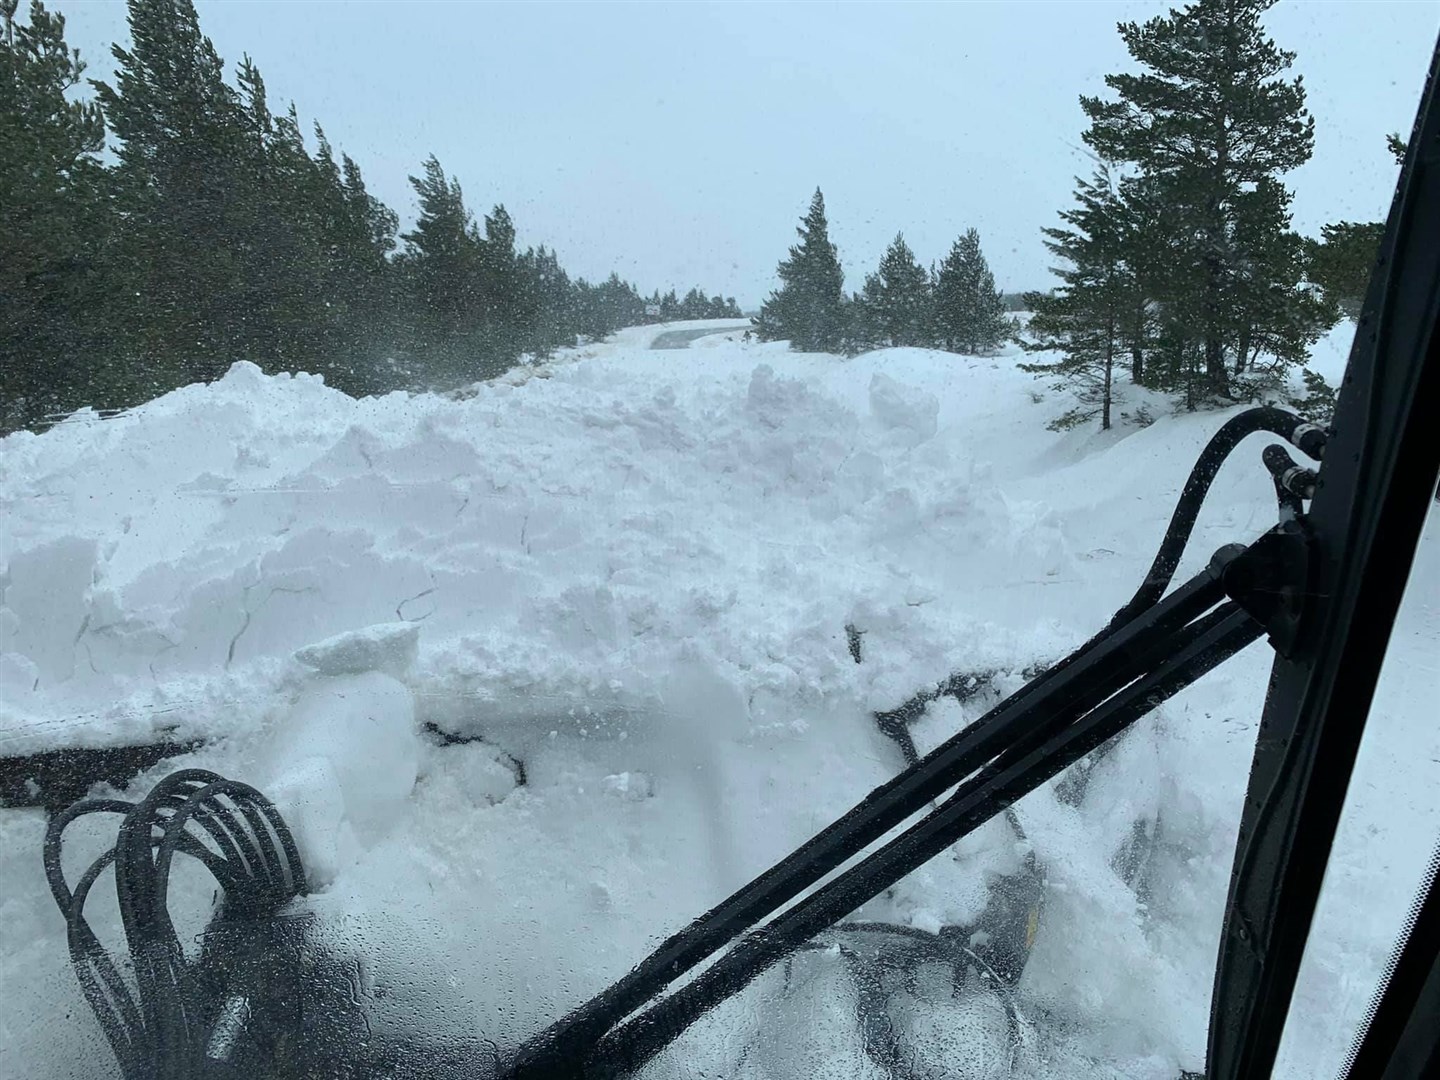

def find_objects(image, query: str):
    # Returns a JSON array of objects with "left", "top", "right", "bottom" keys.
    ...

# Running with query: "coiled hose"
[{"left": 44, "top": 768, "right": 307, "bottom": 1080}]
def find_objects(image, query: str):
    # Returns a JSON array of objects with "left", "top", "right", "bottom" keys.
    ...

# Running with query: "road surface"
[{"left": 650, "top": 325, "right": 750, "bottom": 350}]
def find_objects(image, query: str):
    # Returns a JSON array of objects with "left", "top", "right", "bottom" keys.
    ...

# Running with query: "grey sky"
[{"left": 56, "top": 0, "right": 1440, "bottom": 308}]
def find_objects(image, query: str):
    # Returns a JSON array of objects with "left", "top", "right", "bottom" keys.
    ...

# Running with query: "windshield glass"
[{"left": 2, "top": 2, "right": 1437, "bottom": 1078}]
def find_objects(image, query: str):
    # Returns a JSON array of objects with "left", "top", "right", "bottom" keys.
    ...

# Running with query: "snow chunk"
[
  {"left": 217, "top": 359, "right": 271, "bottom": 389},
  {"left": 745, "top": 363, "right": 804, "bottom": 429},
  {"left": 266, "top": 754, "right": 352, "bottom": 889},
  {"left": 265, "top": 672, "right": 420, "bottom": 866},
  {"left": 442, "top": 741, "right": 522, "bottom": 807},
  {"left": 0, "top": 537, "right": 98, "bottom": 686},
  {"left": 602, "top": 771, "right": 654, "bottom": 801},
  {"left": 294, "top": 622, "right": 420, "bottom": 677},
  {"left": 868, "top": 373, "right": 939, "bottom": 446}
]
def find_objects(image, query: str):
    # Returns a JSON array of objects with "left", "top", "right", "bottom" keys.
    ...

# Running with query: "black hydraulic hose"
[
  {"left": 114, "top": 774, "right": 224, "bottom": 1074},
  {"left": 120, "top": 772, "right": 307, "bottom": 1078},
  {"left": 46, "top": 799, "right": 153, "bottom": 1072},
  {"left": 869, "top": 408, "right": 1320, "bottom": 753},
  {"left": 1261, "top": 443, "right": 1316, "bottom": 524},
  {"left": 1106, "top": 407, "right": 1321, "bottom": 630},
  {"left": 45, "top": 768, "right": 307, "bottom": 1080}
]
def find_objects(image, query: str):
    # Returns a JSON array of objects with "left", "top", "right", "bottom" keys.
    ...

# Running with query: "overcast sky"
[{"left": 55, "top": 0, "right": 1440, "bottom": 308}]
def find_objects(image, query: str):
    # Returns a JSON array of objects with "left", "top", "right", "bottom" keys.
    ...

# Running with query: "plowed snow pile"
[{"left": 1, "top": 321, "right": 1434, "bottom": 1077}]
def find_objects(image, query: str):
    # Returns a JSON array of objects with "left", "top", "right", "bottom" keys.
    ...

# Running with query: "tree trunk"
[
  {"left": 1127, "top": 299, "right": 1146, "bottom": 383},
  {"left": 1186, "top": 342, "right": 1197, "bottom": 413},
  {"left": 1205, "top": 3, "right": 1237, "bottom": 401},
  {"left": 1203, "top": 257, "right": 1231, "bottom": 398},
  {"left": 1103, "top": 312, "right": 1115, "bottom": 431},
  {"left": 1205, "top": 332, "right": 1229, "bottom": 396}
]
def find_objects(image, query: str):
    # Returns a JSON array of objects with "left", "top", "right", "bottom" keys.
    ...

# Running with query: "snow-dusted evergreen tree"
[
  {"left": 1080, "top": 0, "right": 1317, "bottom": 403},
  {"left": 401, "top": 155, "right": 481, "bottom": 359},
  {"left": 753, "top": 188, "right": 848, "bottom": 352},
  {"left": 98, "top": 0, "right": 402, "bottom": 396},
  {"left": 1300, "top": 133, "right": 1406, "bottom": 332},
  {"left": 1304, "top": 221, "right": 1380, "bottom": 319},
  {"left": 856, "top": 233, "right": 932, "bottom": 348},
  {"left": 517, "top": 244, "right": 573, "bottom": 355},
  {"left": 1022, "top": 168, "right": 1137, "bottom": 430},
  {"left": 933, "top": 228, "right": 1010, "bottom": 353},
  {"left": 0, "top": 0, "right": 110, "bottom": 430},
  {"left": 477, "top": 203, "right": 526, "bottom": 365},
  {"left": 97, "top": 0, "right": 253, "bottom": 380}
]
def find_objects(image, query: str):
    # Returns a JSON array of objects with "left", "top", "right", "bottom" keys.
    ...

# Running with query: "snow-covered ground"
[{"left": 0, "top": 321, "right": 1433, "bottom": 1078}]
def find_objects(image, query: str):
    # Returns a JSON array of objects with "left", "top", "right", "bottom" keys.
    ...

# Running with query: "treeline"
[
  {"left": 753, "top": 189, "right": 1013, "bottom": 356},
  {"left": 0, "top": 0, "right": 736, "bottom": 434},
  {"left": 648, "top": 288, "right": 743, "bottom": 322},
  {"left": 1020, "top": 0, "right": 1390, "bottom": 430}
]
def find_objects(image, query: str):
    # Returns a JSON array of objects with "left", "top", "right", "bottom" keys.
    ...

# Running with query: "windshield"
[{"left": 2, "top": 2, "right": 1437, "bottom": 1078}]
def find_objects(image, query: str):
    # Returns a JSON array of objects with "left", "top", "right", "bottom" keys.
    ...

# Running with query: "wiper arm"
[
  {"left": 588, "top": 595, "right": 1263, "bottom": 1079},
  {"left": 510, "top": 484, "right": 1322, "bottom": 1077}
]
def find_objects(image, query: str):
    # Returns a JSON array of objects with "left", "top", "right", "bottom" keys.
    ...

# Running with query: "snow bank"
[{"left": 1, "top": 321, "right": 1433, "bottom": 1078}]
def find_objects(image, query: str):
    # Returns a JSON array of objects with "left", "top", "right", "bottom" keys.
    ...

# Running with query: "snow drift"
[{"left": 0, "top": 321, "right": 1433, "bottom": 1078}]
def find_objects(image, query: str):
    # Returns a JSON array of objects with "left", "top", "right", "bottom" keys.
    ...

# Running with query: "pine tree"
[
  {"left": 1304, "top": 221, "right": 1381, "bottom": 319},
  {"left": 933, "top": 228, "right": 1010, "bottom": 353},
  {"left": 1223, "top": 177, "right": 1334, "bottom": 396},
  {"left": 857, "top": 233, "right": 932, "bottom": 348},
  {"left": 754, "top": 187, "right": 848, "bottom": 352},
  {"left": 399, "top": 155, "right": 489, "bottom": 385},
  {"left": 1301, "top": 135, "right": 1405, "bottom": 322},
  {"left": 517, "top": 244, "right": 573, "bottom": 356},
  {"left": 226, "top": 61, "right": 397, "bottom": 392},
  {"left": 291, "top": 129, "right": 400, "bottom": 393},
  {"left": 329, "top": 151, "right": 401, "bottom": 390},
  {"left": 227, "top": 75, "right": 329, "bottom": 369},
  {"left": 96, "top": 0, "right": 254, "bottom": 381},
  {"left": 1080, "top": 0, "right": 1314, "bottom": 401},
  {"left": 679, "top": 286, "right": 709, "bottom": 319},
  {"left": 476, "top": 203, "right": 525, "bottom": 370},
  {"left": 571, "top": 272, "right": 644, "bottom": 341},
  {"left": 1022, "top": 168, "right": 1136, "bottom": 430},
  {"left": 0, "top": 0, "right": 111, "bottom": 431}
]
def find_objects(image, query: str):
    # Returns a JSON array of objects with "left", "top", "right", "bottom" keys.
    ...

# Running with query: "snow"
[
  {"left": 294, "top": 621, "right": 421, "bottom": 677},
  {"left": 0, "top": 319, "right": 1434, "bottom": 1078}
]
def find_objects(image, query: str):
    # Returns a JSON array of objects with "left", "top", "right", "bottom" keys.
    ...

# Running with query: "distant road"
[{"left": 650, "top": 325, "right": 749, "bottom": 350}]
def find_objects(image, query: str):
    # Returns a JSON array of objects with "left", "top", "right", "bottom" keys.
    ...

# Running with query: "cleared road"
[{"left": 650, "top": 325, "right": 749, "bottom": 349}]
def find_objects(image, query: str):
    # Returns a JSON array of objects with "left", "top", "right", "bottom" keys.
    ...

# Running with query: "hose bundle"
[{"left": 43, "top": 768, "right": 307, "bottom": 1080}]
